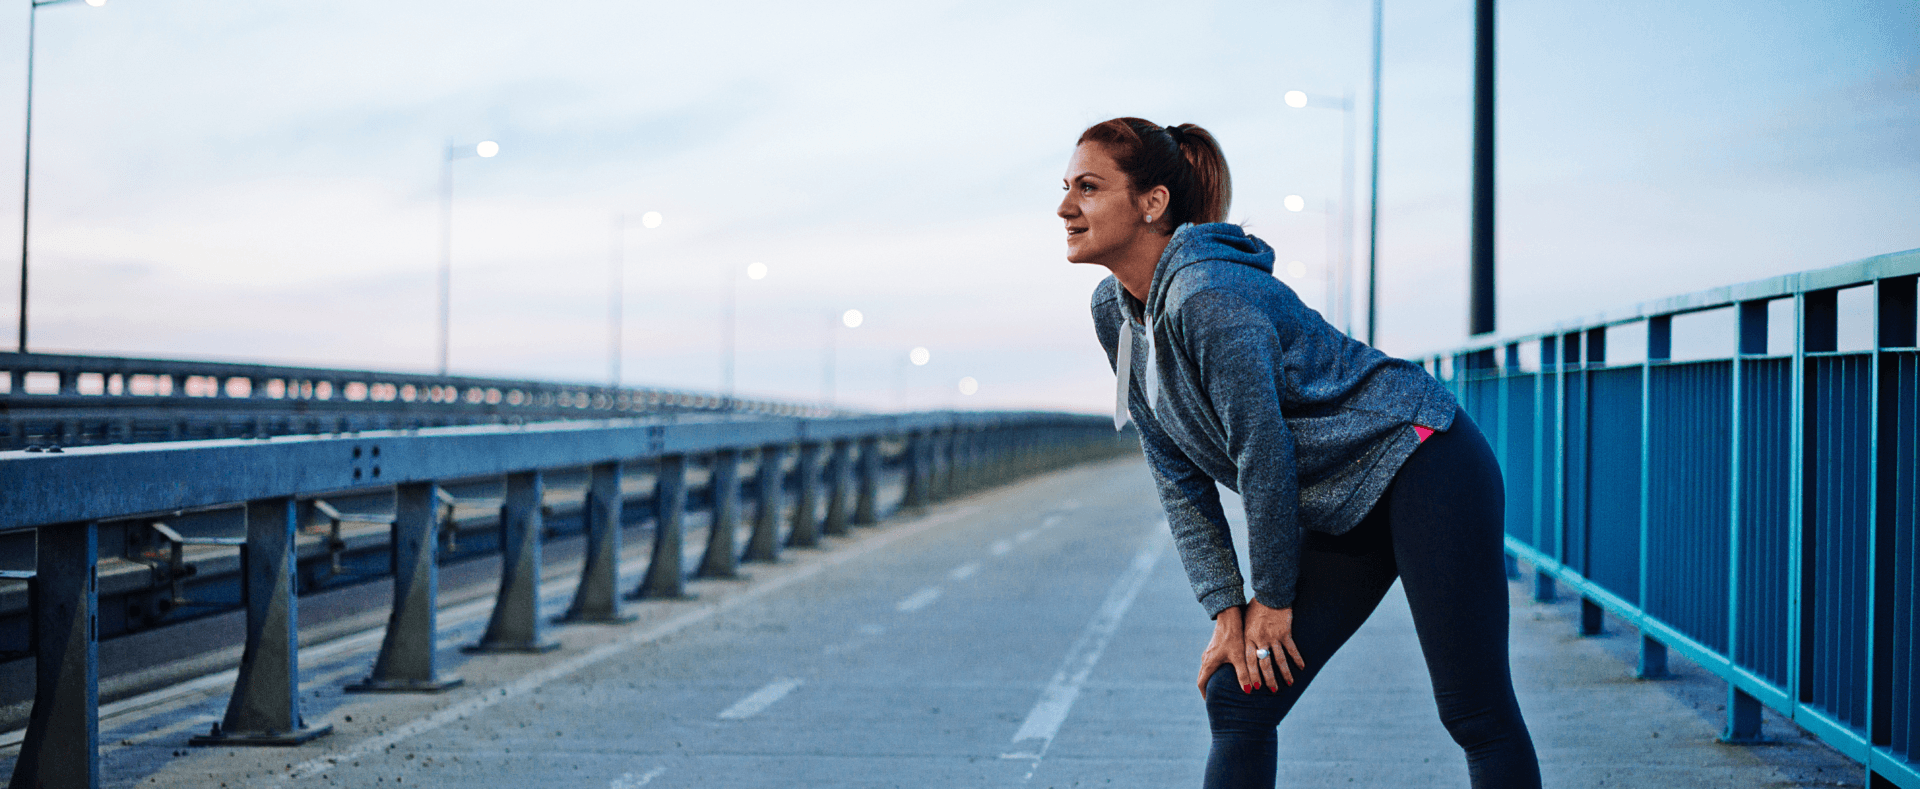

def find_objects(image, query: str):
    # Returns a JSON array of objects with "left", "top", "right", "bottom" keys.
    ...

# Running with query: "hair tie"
[{"left": 1163, "top": 125, "right": 1185, "bottom": 144}]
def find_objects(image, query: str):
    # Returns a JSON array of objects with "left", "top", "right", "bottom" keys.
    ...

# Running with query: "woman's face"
[{"left": 1058, "top": 142, "right": 1155, "bottom": 267}]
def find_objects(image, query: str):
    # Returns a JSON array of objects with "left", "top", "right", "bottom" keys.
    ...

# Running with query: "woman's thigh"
[
  {"left": 1206, "top": 515, "right": 1400, "bottom": 730},
  {"left": 1383, "top": 412, "right": 1516, "bottom": 704}
]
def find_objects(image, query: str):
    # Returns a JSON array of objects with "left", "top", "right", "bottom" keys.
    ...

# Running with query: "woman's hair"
[{"left": 1076, "top": 118, "right": 1232, "bottom": 229}]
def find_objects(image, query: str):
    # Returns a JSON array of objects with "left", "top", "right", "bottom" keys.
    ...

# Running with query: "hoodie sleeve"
[
  {"left": 1176, "top": 287, "right": 1303, "bottom": 610},
  {"left": 1093, "top": 285, "right": 1244, "bottom": 618}
]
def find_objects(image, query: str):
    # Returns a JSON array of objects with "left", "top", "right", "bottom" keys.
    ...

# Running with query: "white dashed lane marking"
[
  {"left": 989, "top": 539, "right": 1013, "bottom": 556},
  {"left": 609, "top": 765, "right": 666, "bottom": 787},
  {"left": 950, "top": 562, "right": 980, "bottom": 581},
  {"left": 718, "top": 679, "right": 804, "bottom": 720},
  {"left": 896, "top": 586, "right": 942, "bottom": 612}
]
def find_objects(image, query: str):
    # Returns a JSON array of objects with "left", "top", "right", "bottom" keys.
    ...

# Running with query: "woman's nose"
[{"left": 1057, "top": 193, "right": 1075, "bottom": 219}]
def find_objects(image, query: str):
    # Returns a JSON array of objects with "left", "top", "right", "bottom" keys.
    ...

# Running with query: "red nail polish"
[{"left": 1242, "top": 685, "right": 1251, "bottom": 693}]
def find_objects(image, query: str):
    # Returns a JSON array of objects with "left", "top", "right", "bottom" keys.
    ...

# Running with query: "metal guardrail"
[
  {"left": 0, "top": 408, "right": 1129, "bottom": 787},
  {"left": 0, "top": 351, "right": 835, "bottom": 450},
  {"left": 1427, "top": 247, "right": 1920, "bottom": 789}
]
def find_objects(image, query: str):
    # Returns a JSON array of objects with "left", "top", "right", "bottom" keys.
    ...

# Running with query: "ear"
[{"left": 1136, "top": 185, "right": 1170, "bottom": 222}]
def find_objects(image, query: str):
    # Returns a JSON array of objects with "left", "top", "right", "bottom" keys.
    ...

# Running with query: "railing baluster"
[
  {"left": 467, "top": 471, "right": 559, "bottom": 653},
  {"left": 743, "top": 445, "right": 785, "bottom": 562},
  {"left": 563, "top": 461, "right": 635, "bottom": 623},
  {"left": 822, "top": 440, "right": 852, "bottom": 536},
  {"left": 348, "top": 482, "right": 463, "bottom": 693},
  {"left": 192, "top": 497, "right": 332, "bottom": 745},
  {"left": 787, "top": 442, "right": 822, "bottom": 548},
  {"left": 698, "top": 449, "right": 746, "bottom": 578},
  {"left": 634, "top": 455, "right": 692, "bottom": 600},
  {"left": 6, "top": 522, "right": 97, "bottom": 789},
  {"left": 853, "top": 437, "right": 880, "bottom": 526}
]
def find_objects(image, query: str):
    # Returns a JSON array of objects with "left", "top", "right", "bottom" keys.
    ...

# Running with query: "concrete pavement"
[{"left": 24, "top": 455, "right": 1863, "bottom": 788}]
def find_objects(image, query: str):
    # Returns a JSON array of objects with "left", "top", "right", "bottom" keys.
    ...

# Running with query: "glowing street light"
[
  {"left": 18, "top": 0, "right": 107, "bottom": 352},
  {"left": 958, "top": 377, "right": 979, "bottom": 396},
  {"left": 1284, "top": 90, "right": 1308, "bottom": 109},
  {"left": 746, "top": 261, "right": 767, "bottom": 280},
  {"left": 1284, "top": 194, "right": 1306, "bottom": 212},
  {"left": 437, "top": 139, "right": 501, "bottom": 375},
  {"left": 909, "top": 347, "right": 930, "bottom": 366},
  {"left": 841, "top": 309, "right": 863, "bottom": 329},
  {"left": 640, "top": 210, "right": 662, "bottom": 229}
]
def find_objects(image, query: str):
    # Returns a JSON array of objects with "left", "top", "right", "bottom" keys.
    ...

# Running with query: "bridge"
[{"left": 0, "top": 248, "right": 1914, "bottom": 789}]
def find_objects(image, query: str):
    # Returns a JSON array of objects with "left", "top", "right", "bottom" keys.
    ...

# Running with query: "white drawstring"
[{"left": 1113, "top": 311, "right": 1159, "bottom": 431}]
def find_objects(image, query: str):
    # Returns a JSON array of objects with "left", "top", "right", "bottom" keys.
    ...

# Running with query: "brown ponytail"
[{"left": 1076, "top": 118, "right": 1233, "bottom": 230}]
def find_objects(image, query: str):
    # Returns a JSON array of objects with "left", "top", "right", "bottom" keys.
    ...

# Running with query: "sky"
[{"left": 0, "top": 0, "right": 1914, "bottom": 414}]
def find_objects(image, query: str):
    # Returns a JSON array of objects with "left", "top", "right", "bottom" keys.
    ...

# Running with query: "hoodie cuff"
[
  {"left": 1251, "top": 584, "right": 1297, "bottom": 611},
  {"left": 1200, "top": 586, "right": 1248, "bottom": 619}
]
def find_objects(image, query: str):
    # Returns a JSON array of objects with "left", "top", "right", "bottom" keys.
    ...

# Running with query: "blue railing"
[{"left": 1429, "top": 247, "right": 1920, "bottom": 789}]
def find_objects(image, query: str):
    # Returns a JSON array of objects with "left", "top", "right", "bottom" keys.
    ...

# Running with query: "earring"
[{"left": 1145, "top": 214, "right": 1154, "bottom": 223}]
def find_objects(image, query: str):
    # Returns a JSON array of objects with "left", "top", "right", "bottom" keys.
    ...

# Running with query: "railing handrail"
[
  {"left": 0, "top": 410, "right": 1106, "bottom": 532},
  {"left": 1422, "top": 246, "right": 1920, "bottom": 359}
]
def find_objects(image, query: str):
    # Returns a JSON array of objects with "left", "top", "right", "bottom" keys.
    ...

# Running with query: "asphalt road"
[{"left": 32, "top": 455, "right": 1864, "bottom": 788}]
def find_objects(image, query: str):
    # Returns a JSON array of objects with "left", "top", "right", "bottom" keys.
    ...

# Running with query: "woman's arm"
[
  {"left": 1096, "top": 285, "right": 1245, "bottom": 617},
  {"left": 1179, "top": 288, "right": 1311, "bottom": 690}
]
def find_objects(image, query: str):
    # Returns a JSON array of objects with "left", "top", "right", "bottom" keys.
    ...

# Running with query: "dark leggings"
[{"left": 1202, "top": 409, "right": 1541, "bottom": 789}]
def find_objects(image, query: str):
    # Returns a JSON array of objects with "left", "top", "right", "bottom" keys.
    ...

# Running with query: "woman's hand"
[
  {"left": 1243, "top": 598, "right": 1306, "bottom": 691},
  {"left": 1198, "top": 605, "right": 1253, "bottom": 699}
]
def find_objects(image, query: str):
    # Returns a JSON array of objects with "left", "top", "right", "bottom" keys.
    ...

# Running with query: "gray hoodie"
[{"left": 1092, "top": 222, "right": 1458, "bottom": 616}]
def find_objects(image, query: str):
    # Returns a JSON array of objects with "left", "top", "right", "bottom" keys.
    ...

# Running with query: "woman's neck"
[{"left": 1107, "top": 230, "right": 1172, "bottom": 304}]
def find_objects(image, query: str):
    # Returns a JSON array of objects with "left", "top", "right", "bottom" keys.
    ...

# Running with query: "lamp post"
[
  {"left": 1283, "top": 194, "right": 1344, "bottom": 327},
  {"left": 1282, "top": 90, "right": 1357, "bottom": 338},
  {"left": 436, "top": 139, "right": 498, "bottom": 376},
  {"left": 17, "top": 0, "right": 105, "bottom": 353},
  {"left": 894, "top": 345, "right": 929, "bottom": 408},
  {"left": 608, "top": 210, "right": 661, "bottom": 387},
  {"left": 722, "top": 260, "right": 767, "bottom": 405},
  {"left": 824, "top": 308, "right": 861, "bottom": 408}
]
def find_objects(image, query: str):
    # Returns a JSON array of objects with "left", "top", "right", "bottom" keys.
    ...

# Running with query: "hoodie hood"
[{"left": 1142, "top": 222, "right": 1275, "bottom": 322}]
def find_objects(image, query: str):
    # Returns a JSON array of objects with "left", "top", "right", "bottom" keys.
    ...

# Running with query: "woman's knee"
[
  {"left": 1205, "top": 665, "right": 1281, "bottom": 735},
  {"left": 1437, "top": 699, "right": 1527, "bottom": 752}
]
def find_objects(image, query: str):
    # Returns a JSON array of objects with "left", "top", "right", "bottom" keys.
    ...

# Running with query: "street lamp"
[
  {"left": 436, "top": 139, "right": 499, "bottom": 375},
  {"left": 17, "top": 0, "right": 105, "bottom": 353},
  {"left": 1285, "top": 0, "right": 1384, "bottom": 345},
  {"left": 608, "top": 210, "right": 661, "bottom": 387},
  {"left": 1283, "top": 90, "right": 1357, "bottom": 338}
]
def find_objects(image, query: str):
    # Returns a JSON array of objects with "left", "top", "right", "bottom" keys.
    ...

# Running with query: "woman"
[{"left": 1059, "top": 118, "right": 1541, "bottom": 789}]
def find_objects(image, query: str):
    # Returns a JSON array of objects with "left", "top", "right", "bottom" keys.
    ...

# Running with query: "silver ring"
[{"left": 1255, "top": 648, "right": 1271, "bottom": 660}]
